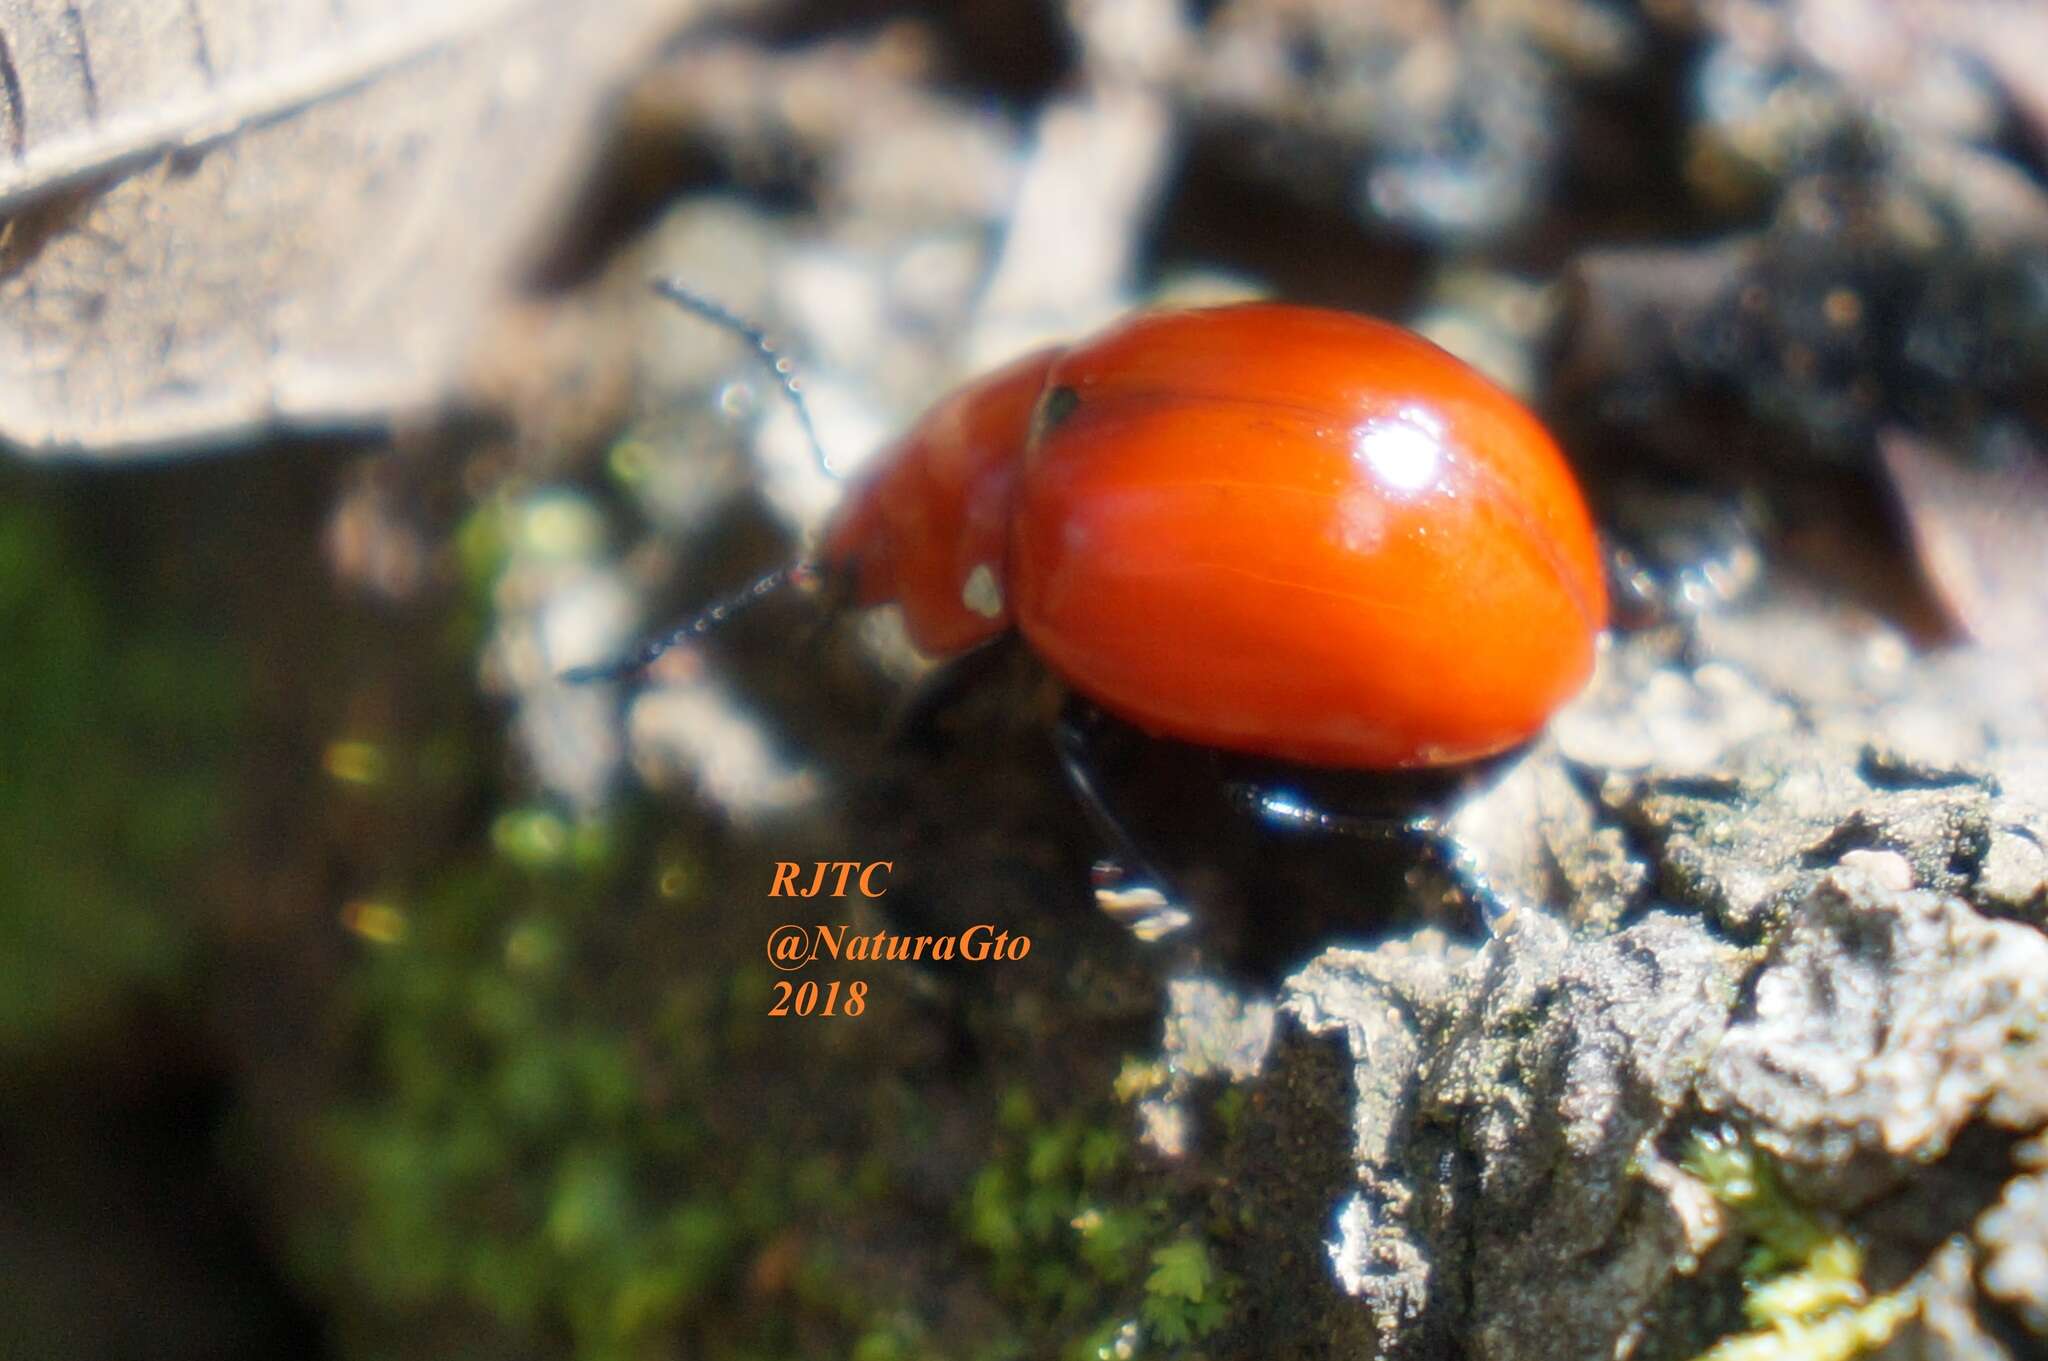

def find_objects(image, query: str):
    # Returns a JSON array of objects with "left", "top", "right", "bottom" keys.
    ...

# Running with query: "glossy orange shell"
[
  {"left": 822, "top": 345, "right": 1055, "bottom": 655},
  {"left": 827, "top": 303, "right": 1606, "bottom": 769}
]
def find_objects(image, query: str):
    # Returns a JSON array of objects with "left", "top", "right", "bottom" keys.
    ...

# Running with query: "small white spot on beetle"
[
  {"left": 961, "top": 563, "right": 1004, "bottom": 619},
  {"left": 1334, "top": 488, "right": 1387, "bottom": 553}
]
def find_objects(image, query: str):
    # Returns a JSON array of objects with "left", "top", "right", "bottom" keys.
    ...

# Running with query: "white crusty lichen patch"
[
  {"left": 1978, "top": 1131, "right": 2048, "bottom": 1336},
  {"left": 1702, "top": 855, "right": 2048, "bottom": 1170}
]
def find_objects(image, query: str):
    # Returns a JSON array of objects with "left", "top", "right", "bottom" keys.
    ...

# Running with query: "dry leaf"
[
  {"left": 1880, "top": 425, "right": 2048, "bottom": 658},
  {"left": 0, "top": 0, "right": 721, "bottom": 457}
]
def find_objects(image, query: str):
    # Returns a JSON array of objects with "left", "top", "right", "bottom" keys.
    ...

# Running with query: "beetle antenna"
[
  {"left": 651, "top": 278, "right": 836, "bottom": 481},
  {"left": 562, "top": 562, "right": 817, "bottom": 683}
]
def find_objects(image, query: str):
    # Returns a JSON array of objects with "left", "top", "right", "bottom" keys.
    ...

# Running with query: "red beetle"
[
  {"left": 818, "top": 302, "right": 1606, "bottom": 770},
  {"left": 574, "top": 289, "right": 1607, "bottom": 919}
]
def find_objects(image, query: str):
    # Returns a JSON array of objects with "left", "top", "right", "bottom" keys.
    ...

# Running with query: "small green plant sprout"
[
  {"left": 1140, "top": 1236, "right": 1233, "bottom": 1346},
  {"left": 1681, "top": 1127, "right": 1920, "bottom": 1361}
]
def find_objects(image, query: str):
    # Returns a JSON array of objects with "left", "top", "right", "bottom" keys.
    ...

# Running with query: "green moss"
[
  {"left": 960, "top": 1088, "right": 1241, "bottom": 1359},
  {"left": 1210, "top": 1087, "right": 1249, "bottom": 1141},
  {"left": 492, "top": 807, "right": 618, "bottom": 875},
  {"left": 1682, "top": 1129, "right": 1919, "bottom": 1361},
  {"left": 315, "top": 819, "right": 966, "bottom": 1361},
  {"left": 0, "top": 500, "right": 241, "bottom": 1058},
  {"left": 1139, "top": 1237, "right": 1232, "bottom": 1345}
]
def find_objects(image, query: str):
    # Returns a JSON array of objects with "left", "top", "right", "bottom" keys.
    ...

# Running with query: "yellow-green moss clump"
[{"left": 1683, "top": 1129, "right": 1918, "bottom": 1361}]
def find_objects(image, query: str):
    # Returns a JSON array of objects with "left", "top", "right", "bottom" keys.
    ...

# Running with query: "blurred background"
[{"left": 3, "top": 0, "right": 2047, "bottom": 1357}]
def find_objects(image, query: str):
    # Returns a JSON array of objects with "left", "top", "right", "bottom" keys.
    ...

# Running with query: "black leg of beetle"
[
  {"left": 1408, "top": 812, "right": 1511, "bottom": 929},
  {"left": 1228, "top": 783, "right": 1510, "bottom": 928},
  {"left": 1051, "top": 705, "right": 1164, "bottom": 881},
  {"left": 1052, "top": 702, "right": 1191, "bottom": 939},
  {"left": 886, "top": 635, "right": 1023, "bottom": 751},
  {"left": 1600, "top": 484, "right": 1764, "bottom": 637}
]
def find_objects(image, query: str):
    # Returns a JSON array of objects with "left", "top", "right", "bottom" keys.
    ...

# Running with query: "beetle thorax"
[{"left": 820, "top": 346, "right": 1060, "bottom": 656}]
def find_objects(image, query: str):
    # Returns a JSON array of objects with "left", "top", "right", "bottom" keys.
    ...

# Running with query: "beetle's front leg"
[{"left": 1051, "top": 701, "right": 1194, "bottom": 942}]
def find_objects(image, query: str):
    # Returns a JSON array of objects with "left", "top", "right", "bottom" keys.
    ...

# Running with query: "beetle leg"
[
  {"left": 1601, "top": 485, "right": 1763, "bottom": 634},
  {"left": 1052, "top": 705, "right": 1193, "bottom": 941},
  {"left": 1227, "top": 784, "right": 1509, "bottom": 928},
  {"left": 887, "top": 635, "right": 1024, "bottom": 751},
  {"left": 1405, "top": 812, "right": 1510, "bottom": 930}
]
